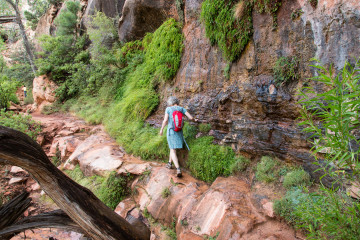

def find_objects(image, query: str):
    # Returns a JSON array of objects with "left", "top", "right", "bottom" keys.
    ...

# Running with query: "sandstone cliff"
[{"left": 35, "top": 0, "right": 360, "bottom": 166}]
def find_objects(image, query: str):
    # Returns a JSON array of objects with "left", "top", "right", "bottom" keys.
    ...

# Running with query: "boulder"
[
  {"left": 117, "top": 163, "right": 151, "bottom": 175},
  {"left": 32, "top": 75, "right": 58, "bottom": 112},
  {"left": 118, "top": 0, "right": 178, "bottom": 42},
  {"left": 10, "top": 166, "right": 26, "bottom": 174},
  {"left": 9, "top": 177, "right": 27, "bottom": 185},
  {"left": 65, "top": 132, "right": 124, "bottom": 176}
]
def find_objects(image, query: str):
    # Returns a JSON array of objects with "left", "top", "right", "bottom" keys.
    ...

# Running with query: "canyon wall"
[
  {"left": 36, "top": 0, "right": 360, "bottom": 166},
  {"left": 153, "top": 0, "right": 360, "bottom": 166}
]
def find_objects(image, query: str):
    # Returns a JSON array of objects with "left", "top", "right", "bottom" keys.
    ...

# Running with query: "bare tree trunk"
[
  {"left": 0, "top": 126, "right": 150, "bottom": 240},
  {"left": 4, "top": 0, "right": 36, "bottom": 75}
]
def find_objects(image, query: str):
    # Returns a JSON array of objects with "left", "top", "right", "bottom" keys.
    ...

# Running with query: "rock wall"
[
  {"left": 32, "top": 75, "right": 58, "bottom": 112},
  {"left": 33, "top": 0, "right": 360, "bottom": 165},
  {"left": 151, "top": 0, "right": 360, "bottom": 165}
]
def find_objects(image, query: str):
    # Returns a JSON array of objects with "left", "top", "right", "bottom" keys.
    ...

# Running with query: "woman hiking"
[{"left": 159, "top": 96, "right": 197, "bottom": 177}]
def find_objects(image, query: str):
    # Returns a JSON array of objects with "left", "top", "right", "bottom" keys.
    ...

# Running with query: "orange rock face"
[{"left": 32, "top": 75, "right": 58, "bottom": 112}]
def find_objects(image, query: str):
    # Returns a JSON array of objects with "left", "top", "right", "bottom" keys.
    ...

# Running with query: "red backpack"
[{"left": 172, "top": 110, "right": 184, "bottom": 132}]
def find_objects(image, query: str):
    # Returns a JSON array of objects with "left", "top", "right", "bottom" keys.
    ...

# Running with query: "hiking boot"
[
  {"left": 176, "top": 168, "right": 182, "bottom": 177},
  {"left": 166, "top": 162, "right": 173, "bottom": 169}
]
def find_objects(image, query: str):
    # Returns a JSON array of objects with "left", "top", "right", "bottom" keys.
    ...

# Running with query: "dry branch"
[{"left": 0, "top": 126, "right": 150, "bottom": 240}]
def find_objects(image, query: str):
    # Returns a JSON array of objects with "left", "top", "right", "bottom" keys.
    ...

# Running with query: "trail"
[{"left": 4, "top": 111, "right": 304, "bottom": 239}]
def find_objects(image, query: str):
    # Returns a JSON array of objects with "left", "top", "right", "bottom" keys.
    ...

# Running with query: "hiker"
[
  {"left": 159, "top": 96, "right": 197, "bottom": 177},
  {"left": 22, "top": 86, "right": 27, "bottom": 98}
]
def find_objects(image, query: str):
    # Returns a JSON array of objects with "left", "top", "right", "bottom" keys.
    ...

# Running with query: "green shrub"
[
  {"left": 55, "top": 1, "right": 80, "bottom": 36},
  {"left": 65, "top": 166, "right": 129, "bottom": 210},
  {"left": 161, "top": 187, "right": 171, "bottom": 198},
  {"left": 87, "top": 11, "right": 118, "bottom": 60},
  {"left": 229, "top": 156, "right": 250, "bottom": 173},
  {"left": 0, "top": 75, "right": 18, "bottom": 109},
  {"left": 187, "top": 136, "right": 237, "bottom": 182},
  {"left": 24, "top": 0, "right": 51, "bottom": 30},
  {"left": 298, "top": 59, "right": 360, "bottom": 178},
  {"left": 200, "top": 0, "right": 253, "bottom": 62},
  {"left": 198, "top": 123, "right": 211, "bottom": 133},
  {"left": 283, "top": 169, "right": 311, "bottom": 189},
  {"left": 274, "top": 187, "right": 360, "bottom": 239},
  {"left": 273, "top": 56, "right": 299, "bottom": 86},
  {"left": 97, "top": 172, "right": 129, "bottom": 210},
  {"left": 0, "top": 109, "right": 41, "bottom": 139},
  {"left": 255, "top": 156, "right": 280, "bottom": 183}
]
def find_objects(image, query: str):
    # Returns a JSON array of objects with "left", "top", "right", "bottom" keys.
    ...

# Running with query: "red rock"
[
  {"left": 263, "top": 202, "right": 275, "bottom": 218},
  {"left": 9, "top": 177, "right": 27, "bottom": 185},
  {"left": 32, "top": 75, "right": 58, "bottom": 112},
  {"left": 10, "top": 166, "right": 26, "bottom": 174},
  {"left": 117, "top": 163, "right": 151, "bottom": 175}
]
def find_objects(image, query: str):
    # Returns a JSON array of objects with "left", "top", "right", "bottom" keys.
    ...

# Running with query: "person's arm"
[
  {"left": 185, "top": 111, "right": 198, "bottom": 122},
  {"left": 159, "top": 113, "right": 169, "bottom": 136}
]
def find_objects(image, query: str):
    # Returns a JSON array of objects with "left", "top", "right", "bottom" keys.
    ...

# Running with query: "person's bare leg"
[{"left": 170, "top": 149, "right": 180, "bottom": 169}]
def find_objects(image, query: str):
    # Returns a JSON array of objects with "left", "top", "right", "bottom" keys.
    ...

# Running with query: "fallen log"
[{"left": 0, "top": 126, "right": 150, "bottom": 240}]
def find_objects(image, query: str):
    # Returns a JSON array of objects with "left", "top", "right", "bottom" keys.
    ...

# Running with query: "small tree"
[
  {"left": 0, "top": 0, "right": 37, "bottom": 75},
  {"left": 298, "top": 59, "right": 360, "bottom": 181}
]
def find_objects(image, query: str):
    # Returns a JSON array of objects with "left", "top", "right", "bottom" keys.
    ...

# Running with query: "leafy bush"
[
  {"left": 55, "top": 1, "right": 80, "bottom": 36},
  {"left": 65, "top": 166, "right": 129, "bottom": 210},
  {"left": 0, "top": 109, "right": 41, "bottom": 139},
  {"left": 229, "top": 156, "right": 250, "bottom": 173},
  {"left": 255, "top": 156, "right": 280, "bottom": 183},
  {"left": 299, "top": 59, "right": 360, "bottom": 178},
  {"left": 24, "top": 0, "right": 51, "bottom": 30},
  {"left": 87, "top": 11, "right": 118, "bottom": 60},
  {"left": 187, "top": 136, "right": 237, "bottom": 182},
  {"left": 283, "top": 169, "right": 311, "bottom": 189},
  {"left": 198, "top": 123, "right": 211, "bottom": 133},
  {"left": 97, "top": 172, "right": 129, "bottom": 210},
  {"left": 273, "top": 56, "right": 299, "bottom": 86},
  {"left": 0, "top": 75, "right": 18, "bottom": 109},
  {"left": 200, "top": 0, "right": 253, "bottom": 62},
  {"left": 274, "top": 187, "right": 360, "bottom": 239},
  {"left": 161, "top": 187, "right": 171, "bottom": 198}
]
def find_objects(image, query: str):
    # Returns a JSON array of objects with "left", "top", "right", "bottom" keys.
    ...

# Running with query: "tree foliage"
[{"left": 299, "top": 59, "right": 360, "bottom": 179}]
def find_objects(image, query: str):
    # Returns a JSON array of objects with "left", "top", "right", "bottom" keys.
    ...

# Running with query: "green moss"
[
  {"left": 200, "top": 0, "right": 253, "bottom": 62},
  {"left": 255, "top": 156, "right": 280, "bottom": 183}
]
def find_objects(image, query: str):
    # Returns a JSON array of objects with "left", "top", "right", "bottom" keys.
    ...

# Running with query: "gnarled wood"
[
  {"left": 0, "top": 209, "right": 84, "bottom": 240},
  {"left": 0, "top": 126, "right": 150, "bottom": 240},
  {"left": 0, "top": 192, "right": 31, "bottom": 230}
]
